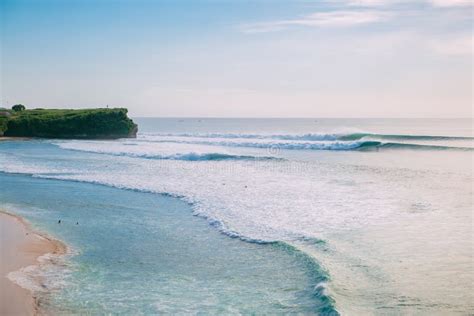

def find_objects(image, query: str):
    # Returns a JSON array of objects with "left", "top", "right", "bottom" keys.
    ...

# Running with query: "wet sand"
[
  {"left": 0, "top": 137, "right": 30, "bottom": 142},
  {"left": 0, "top": 211, "right": 65, "bottom": 315}
]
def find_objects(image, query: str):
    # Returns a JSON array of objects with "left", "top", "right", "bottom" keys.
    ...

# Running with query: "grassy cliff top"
[{"left": 1, "top": 108, "right": 138, "bottom": 139}]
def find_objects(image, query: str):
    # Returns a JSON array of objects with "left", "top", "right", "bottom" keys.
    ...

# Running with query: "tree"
[{"left": 12, "top": 104, "right": 26, "bottom": 112}]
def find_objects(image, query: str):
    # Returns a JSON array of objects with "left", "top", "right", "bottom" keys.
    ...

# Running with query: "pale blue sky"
[{"left": 1, "top": 0, "right": 472, "bottom": 117}]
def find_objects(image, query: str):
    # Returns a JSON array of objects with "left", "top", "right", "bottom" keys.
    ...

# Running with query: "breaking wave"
[
  {"left": 54, "top": 142, "right": 280, "bottom": 161},
  {"left": 136, "top": 138, "right": 472, "bottom": 151},
  {"left": 143, "top": 132, "right": 473, "bottom": 142},
  {"left": 63, "top": 150, "right": 277, "bottom": 161}
]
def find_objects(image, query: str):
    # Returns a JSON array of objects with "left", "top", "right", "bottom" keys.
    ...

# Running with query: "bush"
[
  {"left": 12, "top": 104, "right": 26, "bottom": 112},
  {"left": 0, "top": 117, "right": 7, "bottom": 135}
]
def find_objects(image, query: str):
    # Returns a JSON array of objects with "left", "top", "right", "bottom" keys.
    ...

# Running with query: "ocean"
[{"left": 0, "top": 118, "right": 472, "bottom": 314}]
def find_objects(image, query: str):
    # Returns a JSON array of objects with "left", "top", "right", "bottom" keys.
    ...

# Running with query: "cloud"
[
  {"left": 341, "top": 0, "right": 472, "bottom": 7},
  {"left": 344, "top": 0, "right": 397, "bottom": 6},
  {"left": 241, "top": 0, "right": 471, "bottom": 33},
  {"left": 429, "top": 0, "right": 472, "bottom": 7},
  {"left": 241, "top": 10, "right": 390, "bottom": 33}
]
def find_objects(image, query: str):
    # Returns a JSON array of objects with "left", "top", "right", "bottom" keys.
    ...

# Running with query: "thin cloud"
[
  {"left": 429, "top": 0, "right": 472, "bottom": 7},
  {"left": 241, "top": 10, "right": 390, "bottom": 33},
  {"left": 342, "top": 0, "right": 472, "bottom": 7},
  {"left": 344, "top": 0, "right": 396, "bottom": 6},
  {"left": 333, "top": 0, "right": 412, "bottom": 7}
]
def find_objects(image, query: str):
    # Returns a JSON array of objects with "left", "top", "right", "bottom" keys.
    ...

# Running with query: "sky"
[{"left": 0, "top": 0, "right": 472, "bottom": 118}]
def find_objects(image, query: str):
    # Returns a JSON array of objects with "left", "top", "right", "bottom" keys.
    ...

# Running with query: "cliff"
[{"left": 1, "top": 108, "right": 137, "bottom": 139}]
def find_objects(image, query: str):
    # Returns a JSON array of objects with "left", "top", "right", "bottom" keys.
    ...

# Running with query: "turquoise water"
[
  {"left": 1, "top": 173, "right": 334, "bottom": 314},
  {"left": 0, "top": 118, "right": 473, "bottom": 314}
]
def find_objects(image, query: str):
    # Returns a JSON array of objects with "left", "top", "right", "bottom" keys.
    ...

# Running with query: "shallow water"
[
  {"left": 0, "top": 118, "right": 472, "bottom": 314},
  {"left": 0, "top": 174, "right": 333, "bottom": 314}
]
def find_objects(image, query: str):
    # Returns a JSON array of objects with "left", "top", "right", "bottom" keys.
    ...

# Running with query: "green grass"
[{"left": 2, "top": 108, "right": 137, "bottom": 139}]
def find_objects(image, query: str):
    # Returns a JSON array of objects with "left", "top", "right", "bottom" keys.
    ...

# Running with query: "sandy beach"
[
  {"left": 0, "top": 211, "right": 66, "bottom": 316},
  {"left": 0, "top": 137, "right": 30, "bottom": 142}
]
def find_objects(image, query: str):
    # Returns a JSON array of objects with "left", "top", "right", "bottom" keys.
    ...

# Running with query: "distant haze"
[{"left": 1, "top": 0, "right": 472, "bottom": 118}]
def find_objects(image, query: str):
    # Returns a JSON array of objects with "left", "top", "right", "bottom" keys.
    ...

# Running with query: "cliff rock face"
[{"left": 3, "top": 108, "right": 138, "bottom": 139}]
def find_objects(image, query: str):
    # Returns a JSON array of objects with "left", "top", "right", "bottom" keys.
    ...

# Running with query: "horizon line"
[{"left": 131, "top": 116, "right": 474, "bottom": 120}]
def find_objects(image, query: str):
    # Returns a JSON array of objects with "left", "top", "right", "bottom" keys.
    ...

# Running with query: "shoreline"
[
  {"left": 0, "top": 210, "right": 67, "bottom": 315},
  {"left": 0, "top": 137, "right": 31, "bottom": 142}
]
